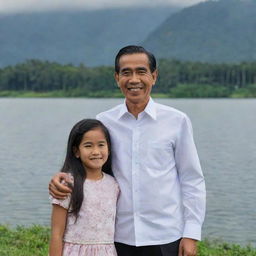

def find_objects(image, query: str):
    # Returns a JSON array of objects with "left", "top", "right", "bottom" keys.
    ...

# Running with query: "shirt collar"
[
  {"left": 144, "top": 97, "right": 157, "bottom": 120},
  {"left": 117, "top": 97, "right": 157, "bottom": 120},
  {"left": 117, "top": 99, "right": 129, "bottom": 119}
]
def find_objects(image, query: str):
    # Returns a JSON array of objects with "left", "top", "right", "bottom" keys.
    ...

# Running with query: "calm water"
[{"left": 0, "top": 98, "right": 255, "bottom": 246}]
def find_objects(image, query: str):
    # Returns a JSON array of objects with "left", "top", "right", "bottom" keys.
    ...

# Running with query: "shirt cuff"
[{"left": 182, "top": 222, "right": 202, "bottom": 241}]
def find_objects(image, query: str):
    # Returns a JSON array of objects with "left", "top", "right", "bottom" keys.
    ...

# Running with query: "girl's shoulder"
[
  {"left": 103, "top": 173, "right": 119, "bottom": 188},
  {"left": 103, "top": 172, "right": 117, "bottom": 183},
  {"left": 49, "top": 172, "right": 74, "bottom": 210}
]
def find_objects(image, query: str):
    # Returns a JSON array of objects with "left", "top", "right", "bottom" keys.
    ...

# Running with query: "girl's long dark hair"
[{"left": 60, "top": 119, "right": 113, "bottom": 219}]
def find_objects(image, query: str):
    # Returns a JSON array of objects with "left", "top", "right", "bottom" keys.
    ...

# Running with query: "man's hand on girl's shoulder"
[{"left": 49, "top": 172, "right": 73, "bottom": 199}]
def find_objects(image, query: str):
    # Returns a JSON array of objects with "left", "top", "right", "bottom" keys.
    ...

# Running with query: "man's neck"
[{"left": 126, "top": 98, "right": 150, "bottom": 118}]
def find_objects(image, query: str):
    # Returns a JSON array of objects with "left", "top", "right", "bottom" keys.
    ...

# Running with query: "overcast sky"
[{"left": 0, "top": 0, "right": 207, "bottom": 13}]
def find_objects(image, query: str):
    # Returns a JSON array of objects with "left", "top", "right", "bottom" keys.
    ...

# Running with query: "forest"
[{"left": 0, "top": 59, "right": 256, "bottom": 98}]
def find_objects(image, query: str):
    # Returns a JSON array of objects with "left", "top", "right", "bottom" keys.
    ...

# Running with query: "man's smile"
[{"left": 127, "top": 85, "right": 143, "bottom": 91}]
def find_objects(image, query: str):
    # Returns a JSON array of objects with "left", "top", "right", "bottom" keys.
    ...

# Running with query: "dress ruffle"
[{"left": 63, "top": 242, "right": 117, "bottom": 256}]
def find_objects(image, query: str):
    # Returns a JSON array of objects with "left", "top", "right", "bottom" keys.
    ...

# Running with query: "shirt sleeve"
[
  {"left": 116, "top": 182, "right": 120, "bottom": 199},
  {"left": 174, "top": 115, "right": 206, "bottom": 241},
  {"left": 49, "top": 173, "right": 74, "bottom": 210}
]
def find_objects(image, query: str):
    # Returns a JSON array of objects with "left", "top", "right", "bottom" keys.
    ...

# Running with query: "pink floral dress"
[{"left": 50, "top": 173, "right": 119, "bottom": 256}]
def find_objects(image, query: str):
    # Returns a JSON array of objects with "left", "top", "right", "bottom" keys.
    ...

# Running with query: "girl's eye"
[
  {"left": 99, "top": 143, "right": 105, "bottom": 147},
  {"left": 84, "top": 145, "right": 91, "bottom": 148}
]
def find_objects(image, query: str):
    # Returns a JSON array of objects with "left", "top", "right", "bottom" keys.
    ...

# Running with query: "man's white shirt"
[{"left": 96, "top": 98, "right": 206, "bottom": 246}]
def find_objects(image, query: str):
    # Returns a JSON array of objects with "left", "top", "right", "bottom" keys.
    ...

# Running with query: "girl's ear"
[{"left": 73, "top": 146, "right": 80, "bottom": 158}]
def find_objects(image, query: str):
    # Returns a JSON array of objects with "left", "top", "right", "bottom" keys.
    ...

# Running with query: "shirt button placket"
[{"left": 132, "top": 122, "right": 140, "bottom": 244}]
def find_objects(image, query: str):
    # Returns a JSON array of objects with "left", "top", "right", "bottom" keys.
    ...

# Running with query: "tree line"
[{"left": 0, "top": 59, "right": 256, "bottom": 97}]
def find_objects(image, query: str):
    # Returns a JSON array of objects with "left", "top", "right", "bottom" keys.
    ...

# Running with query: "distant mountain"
[
  {"left": 0, "top": 7, "right": 180, "bottom": 67},
  {"left": 143, "top": 0, "right": 256, "bottom": 63}
]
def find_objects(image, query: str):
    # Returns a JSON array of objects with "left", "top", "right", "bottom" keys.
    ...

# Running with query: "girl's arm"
[{"left": 49, "top": 204, "right": 68, "bottom": 256}]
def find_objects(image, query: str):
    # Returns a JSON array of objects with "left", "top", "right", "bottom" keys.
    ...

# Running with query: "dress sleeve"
[
  {"left": 49, "top": 173, "right": 74, "bottom": 210},
  {"left": 50, "top": 195, "right": 71, "bottom": 210}
]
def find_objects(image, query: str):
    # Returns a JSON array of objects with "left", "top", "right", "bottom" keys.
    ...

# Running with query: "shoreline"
[{"left": 0, "top": 91, "right": 255, "bottom": 99}]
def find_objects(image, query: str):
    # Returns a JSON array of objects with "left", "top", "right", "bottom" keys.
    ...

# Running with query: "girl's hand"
[{"left": 49, "top": 172, "right": 72, "bottom": 199}]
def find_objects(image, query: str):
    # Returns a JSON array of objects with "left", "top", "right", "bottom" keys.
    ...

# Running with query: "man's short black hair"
[{"left": 115, "top": 45, "right": 157, "bottom": 73}]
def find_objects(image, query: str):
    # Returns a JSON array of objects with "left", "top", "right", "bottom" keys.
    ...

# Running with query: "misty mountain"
[
  {"left": 143, "top": 0, "right": 256, "bottom": 63},
  {"left": 0, "top": 7, "right": 180, "bottom": 67}
]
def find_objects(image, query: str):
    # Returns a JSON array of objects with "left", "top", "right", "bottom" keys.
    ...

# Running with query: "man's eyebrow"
[
  {"left": 136, "top": 67, "right": 147, "bottom": 71},
  {"left": 120, "top": 67, "right": 148, "bottom": 72},
  {"left": 120, "top": 67, "right": 132, "bottom": 72}
]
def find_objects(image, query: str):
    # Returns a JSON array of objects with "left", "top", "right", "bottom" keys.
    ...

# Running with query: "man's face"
[{"left": 115, "top": 53, "right": 157, "bottom": 106}]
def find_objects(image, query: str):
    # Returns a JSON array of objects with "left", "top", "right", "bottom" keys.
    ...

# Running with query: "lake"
[{"left": 0, "top": 98, "right": 255, "bottom": 246}]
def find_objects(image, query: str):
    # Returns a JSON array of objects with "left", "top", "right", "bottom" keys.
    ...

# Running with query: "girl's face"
[{"left": 75, "top": 128, "right": 109, "bottom": 173}]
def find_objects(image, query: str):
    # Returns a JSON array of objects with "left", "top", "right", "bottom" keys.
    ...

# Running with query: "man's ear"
[
  {"left": 152, "top": 69, "right": 158, "bottom": 86},
  {"left": 114, "top": 72, "right": 120, "bottom": 87}
]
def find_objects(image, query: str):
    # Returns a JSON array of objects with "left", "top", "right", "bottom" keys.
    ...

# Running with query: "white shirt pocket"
[{"left": 146, "top": 140, "right": 175, "bottom": 170}]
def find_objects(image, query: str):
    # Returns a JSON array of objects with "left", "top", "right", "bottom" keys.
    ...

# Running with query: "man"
[{"left": 49, "top": 45, "right": 206, "bottom": 256}]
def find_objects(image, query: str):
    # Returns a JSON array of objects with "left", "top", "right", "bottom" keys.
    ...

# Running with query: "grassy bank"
[
  {"left": 0, "top": 225, "right": 49, "bottom": 256},
  {"left": 0, "top": 88, "right": 255, "bottom": 98},
  {"left": 0, "top": 90, "right": 124, "bottom": 98},
  {"left": 0, "top": 225, "right": 255, "bottom": 256},
  {"left": 0, "top": 90, "right": 170, "bottom": 98}
]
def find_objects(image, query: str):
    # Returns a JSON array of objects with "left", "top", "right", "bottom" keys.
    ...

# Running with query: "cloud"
[{"left": 0, "top": 0, "right": 206, "bottom": 13}]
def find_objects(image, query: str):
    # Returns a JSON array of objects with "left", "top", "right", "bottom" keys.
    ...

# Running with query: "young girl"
[{"left": 49, "top": 119, "right": 119, "bottom": 256}]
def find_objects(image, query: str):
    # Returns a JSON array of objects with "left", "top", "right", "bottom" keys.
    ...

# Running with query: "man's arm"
[
  {"left": 175, "top": 115, "right": 206, "bottom": 255},
  {"left": 49, "top": 173, "right": 72, "bottom": 199},
  {"left": 49, "top": 204, "right": 68, "bottom": 256}
]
